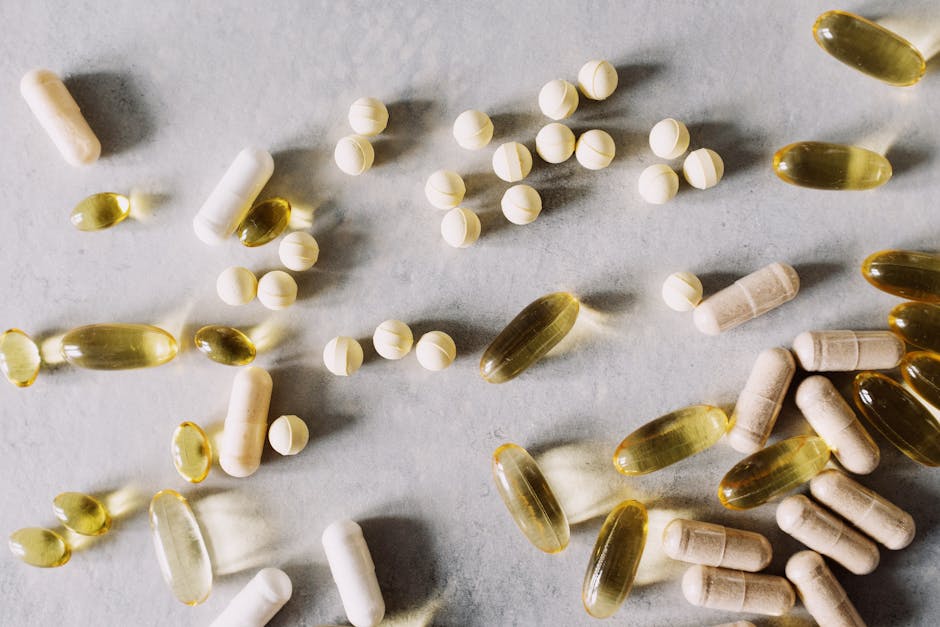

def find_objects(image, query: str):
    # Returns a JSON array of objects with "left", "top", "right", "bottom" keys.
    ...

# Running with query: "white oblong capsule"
[
  {"left": 795, "top": 376, "right": 880, "bottom": 474},
  {"left": 810, "top": 469, "right": 915, "bottom": 550},
  {"left": 220, "top": 366, "right": 273, "bottom": 477},
  {"left": 20, "top": 69, "right": 101, "bottom": 166},
  {"left": 209, "top": 567, "right": 292, "bottom": 627},
  {"left": 693, "top": 263, "right": 800, "bottom": 335},
  {"left": 729, "top": 348, "right": 796, "bottom": 453},
  {"left": 792, "top": 330, "right": 904, "bottom": 372},
  {"left": 786, "top": 551, "right": 866, "bottom": 627},
  {"left": 662, "top": 519, "right": 772, "bottom": 572},
  {"left": 322, "top": 520, "right": 385, "bottom": 627},
  {"left": 776, "top": 495, "right": 879, "bottom": 575},
  {"left": 681, "top": 565, "right": 795, "bottom": 616},
  {"left": 193, "top": 148, "right": 275, "bottom": 245}
]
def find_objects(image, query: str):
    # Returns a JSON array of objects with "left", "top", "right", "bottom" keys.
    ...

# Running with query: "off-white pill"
[
  {"left": 20, "top": 69, "right": 101, "bottom": 166},
  {"left": 334, "top": 135, "right": 374, "bottom": 175},
  {"left": 415, "top": 331, "right": 456, "bottom": 371},
  {"left": 441, "top": 207, "right": 481, "bottom": 248},
  {"left": 792, "top": 330, "right": 904, "bottom": 372},
  {"left": 661, "top": 272, "right": 703, "bottom": 312},
  {"left": 372, "top": 320, "right": 413, "bottom": 360},
  {"left": 323, "top": 337, "right": 364, "bottom": 376},
  {"left": 535, "top": 122, "right": 576, "bottom": 164},
  {"left": 257, "top": 271, "right": 298, "bottom": 310},
  {"left": 729, "top": 348, "right": 796, "bottom": 454},
  {"left": 662, "top": 519, "right": 772, "bottom": 572},
  {"left": 577, "top": 60, "right": 618, "bottom": 100},
  {"left": 795, "top": 376, "right": 880, "bottom": 474},
  {"left": 424, "top": 170, "right": 466, "bottom": 209},
  {"left": 347, "top": 97, "right": 388, "bottom": 137},
  {"left": 220, "top": 366, "right": 273, "bottom": 478},
  {"left": 649, "top": 118, "right": 691, "bottom": 160},
  {"left": 693, "top": 262, "right": 800, "bottom": 335},
  {"left": 538, "top": 79, "right": 579, "bottom": 120},
  {"left": 683, "top": 148, "right": 724, "bottom": 189},
  {"left": 453, "top": 109, "right": 493, "bottom": 150},
  {"left": 193, "top": 148, "right": 275, "bottom": 245},
  {"left": 278, "top": 232, "right": 319, "bottom": 271},
  {"left": 267, "top": 415, "right": 309, "bottom": 456},
  {"left": 575, "top": 130, "right": 615, "bottom": 170},
  {"left": 217, "top": 266, "right": 259, "bottom": 306},
  {"left": 682, "top": 565, "right": 795, "bottom": 616},
  {"left": 712, "top": 623, "right": 756, "bottom": 627},
  {"left": 322, "top": 520, "right": 385, "bottom": 627},
  {"left": 501, "top": 185, "right": 542, "bottom": 225},
  {"left": 776, "top": 495, "right": 880, "bottom": 575},
  {"left": 786, "top": 551, "right": 866, "bottom": 627},
  {"left": 209, "top": 567, "right": 293, "bottom": 627},
  {"left": 492, "top": 142, "right": 533, "bottom": 182},
  {"left": 638, "top": 164, "right": 679, "bottom": 204},
  {"left": 810, "top": 469, "right": 915, "bottom": 550}
]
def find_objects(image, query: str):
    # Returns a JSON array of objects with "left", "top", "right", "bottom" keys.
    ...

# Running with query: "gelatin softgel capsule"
[
  {"left": 52, "top": 492, "right": 111, "bottom": 536},
  {"left": 662, "top": 519, "right": 772, "bottom": 572},
  {"left": 582, "top": 500, "right": 647, "bottom": 619},
  {"left": 70, "top": 192, "right": 131, "bottom": 231},
  {"left": 889, "top": 302, "right": 940, "bottom": 353},
  {"left": 60, "top": 323, "right": 178, "bottom": 370},
  {"left": 9, "top": 527, "right": 71, "bottom": 567},
  {"left": 172, "top": 422, "right": 212, "bottom": 483},
  {"left": 194, "top": 325, "right": 257, "bottom": 366},
  {"left": 0, "top": 328, "right": 41, "bottom": 387},
  {"left": 862, "top": 249, "right": 940, "bottom": 302},
  {"left": 149, "top": 489, "right": 212, "bottom": 605},
  {"left": 773, "top": 141, "right": 892, "bottom": 190},
  {"left": 901, "top": 351, "right": 940, "bottom": 409},
  {"left": 236, "top": 197, "right": 291, "bottom": 247},
  {"left": 613, "top": 405, "right": 729, "bottom": 475}
]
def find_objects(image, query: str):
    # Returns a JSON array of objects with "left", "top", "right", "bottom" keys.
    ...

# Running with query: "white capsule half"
[
  {"left": 194, "top": 148, "right": 275, "bottom": 245},
  {"left": 20, "top": 69, "right": 101, "bottom": 166},
  {"left": 220, "top": 366, "right": 273, "bottom": 477},
  {"left": 209, "top": 567, "right": 292, "bottom": 627},
  {"left": 322, "top": 520, "right": 385, "bottom": 627}
]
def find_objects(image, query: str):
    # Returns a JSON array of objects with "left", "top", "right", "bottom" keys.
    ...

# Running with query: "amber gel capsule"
[
  {"left": 150, "top": 489, "right": 213, "bottom": 605},
  {"left": 172, "top": 422, "right": 212, "bottom": 483},
  {"left": 582, "top": 500, "right": 647, "bottom": 618},
  {"left": 613, "top": 405, "right": 729, "bottom": 475},
  {"left": 901, "top": 351, "right": 940, "bottom": 409},
  {"left": 236, "top": 197, "right": 291, "bottom": 247},
  {"left": 773, "top": 142, "right": 892, "bottom": 190},
  {"left": 8, "top": 527, "right": 71, "bottom": 567},
  {"left": 70, "top": 192, "right": 130, "bottom": 231},
  {"left": 0, "top": 328, "right": 41, "bottom": 387},
  {"left": 862, "top": 250, "right": 940, "bottom": 302},
  {"left": 889, "top": 302, "right": 940, "bottom": 353},
  {"left": 60, "top": 323, "right": 178, "bottom": 369},
  {"left": 53, "top": 492, "right": 111, "bottom": 536},
  {"left": 194, "top": 325, "right": 257, "bottom": 366},
  {"left": 480, "top": 292, "right": 579, "bottom": 383}
]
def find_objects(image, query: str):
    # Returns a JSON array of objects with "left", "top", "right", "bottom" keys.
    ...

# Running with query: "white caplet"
[
  {"left": 193, "top": 148, "right": 275, "bottom": 245},
  {"left": 20, "top": 69, "right": 101, "bottom": 166},
  {"left": 209, "top": 567, "right": 293, "bottom": 627},
  {"left": 322, "top": 520, "right": 385, "bottom": 627},
  {"left": 220, "top": 366, "right": 273, "bottom": 478}
]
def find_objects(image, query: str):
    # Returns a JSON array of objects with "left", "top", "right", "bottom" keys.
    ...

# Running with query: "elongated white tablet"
[
  {"left": 194, "top": 148, "right": 275, "bottom": 245},
  {"left": 209, "top": 568, "right": 292, "bottom": 627},
  {"left": 322, "top": 520, "right": 385, "bottom": 627},
  {"left": 220, "top": 366, "right": 273, "bottom": 477},
  {"left": 20, "top": 69, "right": 101, "bottom": 166}
]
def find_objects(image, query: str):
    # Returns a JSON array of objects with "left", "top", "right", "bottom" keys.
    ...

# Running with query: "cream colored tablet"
[
  {"left": 492, "top": 142, "right": 532, "bottom": 182},
  {"left": 453, "top": 109, "right": 493, "bottom": 149},
  {"left": 693, "top": 262, "right": 799, "bottom": 335},
  {"left": 649, "top": 118, "right": 690, "bottom": 159},
  {"left": 268, "top": 415, "right": 309, "bottom": 456},
  {"left": 257, "top": 271, "right": 298, "bottom": 310},
  {"left": 661, "top": 272, "right": 703, "bottom": 312},
  {"left": 334, "top": 135, "right": 374, "bottom": 175},
  {"left": 729, "top": 348, "right": 796, "bottom": 453},
  {"left": 372, "top": 320, "right": 413, "bottom": 360},
  {"left": 441, "top": 207, "right": 481, "bottom": 248},
  {"left": 638, "top": 164, "right": 679, "bottom": 204},
  {"left": 501, "top": 185, "right": 542, "bottom": 225},
  {"left": 535, "top": 123, "right": 575, "bottom": 164},
  {"left": 348, "top": 97, "right": 388, "bottom": 136},
  {"left": 683, "top": 148, "right": 724, "bottom": 189},
  {"left": 322, "top": 520, "right": 385, "bottom": 627},
  {"left": 209, "top": 567, "right": 292, "bottom": 627},
  {"left": 792, "top": 330, "right": 904, "bottom": 371},
  {"left": 20, "top": 69, "right": 101, "bottom": 166},
  {"left": 415, "top": 331, "right": 456, "bottom": 371},
  {"left": 323, "top": 337, "right": 364, "bottom": 376},
  {"left": 194, "top": 148, "right": 275, "bottom": 245},
  {"left": 217, "top": 266, "right": 258, "bottom": 306},
  {"left": 577, "top": 60, "right": 618, "bottom": 100},
  {"left": 220, "top": 366, "right": 273, "bottom": 478},
  {"left": 662, "top": 519, "right": 772, "bottom": 572},
  {"left": 278, "top": 232, "right": 319, "bottom": 271},
  {"left": 424, "top": 170, "right": 466, "bottom": 209},
  {"left": 786, "top": 551, "right": 866, "bottom": 627},
  {"left": 575, "top": 130, "right": 615, "bottom": 170},
  {"left": 682, "top": 565, "right": 795, "bottom": 616},
  {"left": 538, "top": 79, "right": 579, "bottom": 119}
]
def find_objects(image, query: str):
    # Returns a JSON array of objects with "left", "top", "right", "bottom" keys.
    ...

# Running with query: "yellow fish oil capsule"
[
  {"left": 581, "top": 500, "right": 647, "bottom": 618},
  {"left": 0, "top": 328, "right": 41, "bottom": 387},
  {"left": 773, "top": 141, "right": 892, "bottom": 190},
  {"left": 661, "top": 519, "right": 772, "bottom": 572},
  {"left": 52, "top": 492, "right": 111, "bottom": 536},
  {"left": 693, "top": 262, "right": 799, "bottom": 335},
  {"left": 729, "top": 348, "right": 796, "bottom": 454},
  {"left": 70, "top": 192, "right": 131, "bottom": 231},
  {"left": 172, "top": 422, "right": 212, "bottom": 483},
  {"left": 901, "top": 351, "right": 940, "bottom": 409},
  {"left": 682, "top": 565, "right": 795, "bottom": 616},
  {"left": 861, "top": 249, "right": 940, "bottom": 302},
  {"left": 786, "top": 551, "right": 866, "bottom": 627},
  {"left": 613, "top": 405, "right": 729, "bottom": 475},
  {"left": 236, "top": 197, "right": 291, "bottom": 247},
  {"left": 813, "top": 10, "right": 926, "bottom": 86},
  {"left": 149, "top": 489, "right": 213, "bottom": 605},
  {"left": 889, "top": 302, "right": 940, "bottom": 353},
  {"left": 480, "top": 292, "right": 579, "bottom": 383},
  {"left": 60, "top": 323, "right": 178, "bottom": 370},
  {"left": 8, "top": 527, "right": 71, "bottom": 567},
  {"left": 792, "top": 330, "right": 904, "bottom": 372},
  {"left": 194, "top": 325, "right": 257, "bottom": 366},
  {"left": 492, "top": 443, "right": 569, "bottom": 553},
  {"left": 718, "top": 435, "right": 830, "bottom": 510},
  {"left": 20, "top": 69, "right": 101, "bottom": 166},
  {"left": 853, "top": 371, "right": 940, "bottom": 467}
]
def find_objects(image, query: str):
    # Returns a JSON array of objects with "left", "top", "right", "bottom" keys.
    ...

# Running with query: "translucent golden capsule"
[
  {"left": 149, "top": 489, "right": 213, "bottom": 605},
  {"left": 70, "top": 192, "right": 131, "bottom": 231},
  {"left": 582, "top": 500, "right": 647, "bottom": 618},
  {"left": 772, "top": 142, "right": 892, "bottom": 190},
  {"left": 8, "top": 527, "right": 71, "bottom": 567},
  {"left": 194, "top": 325, "right": 257, "bottom": 366},
  {"left": 901, "top": 351, "right": 940, "bottom": 409},
  {"left": 237, "top": 197, "right": 291, "bottom": 247},
  {"left": 613, "top": 405, "right": 729, "bottom": 475},
  {"left": 60, "top": 323, "right": 178, "bottom": 370},
  {"left": 862, "top": 250, "right": 940, "bottom": 302},
  {"left": 52, "top": 492, "right": 111, "bottom": 536},
  {"left": 0, "top": 328, "right": 41, "bottom": 387},
  {"left": 172, "top": 422, "right": 212, "bottom": 483},
  {"left": 889, "top": 302, "right": 940, "bottom": 353}
]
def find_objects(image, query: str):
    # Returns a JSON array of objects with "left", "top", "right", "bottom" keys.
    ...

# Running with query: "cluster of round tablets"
[
  {"left": 639, "top": 118, "right": 724, "bottom": 204},
  {"left": 334, "top": 97, "right": 389, "bottom": 175},
  {"left": 323, "top": 320, "right": 456, "bottom": 376},
  {"left": 423, "top": 169, "right": 483, "bottom": 248}
]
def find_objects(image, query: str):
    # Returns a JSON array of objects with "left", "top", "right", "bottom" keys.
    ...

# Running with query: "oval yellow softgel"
[
  {"left": 237, "top": 197, "right": 291, "bottom": 247},
  {"left": 149, "top": 489, "right": 213, "bottom": 605},
  {"left": 61, "top": 323, "right": 178, "bottom": 370},
  {"left": 862, "top": 250, "right": 940, "bottom": 303},
  {"left": 70, "top": 192, "right": 131, "bottom": 231},
  {"left": 614, "top": 405, "right": 729, "bottom": 475},
  {"left": 8, "top": 527, "right": 71, "bottom": 567},
  {"left": 773, "top": 142, "right": 891, "bottom": 190},
  {"left": 172, "top": 422, "right": 212, "bottom": 483},
  {"left": 53, "top": 492, "right": 111, "bottom": 536},
  {"left": 0, "top": 328, "right": 41, "bottom": 387}
]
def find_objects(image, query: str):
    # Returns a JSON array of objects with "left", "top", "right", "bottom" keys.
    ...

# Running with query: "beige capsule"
[
  {"left": 786, "top": 550, "right": 866, "bottom": 627},
  {"left": 728, "top": 348, "right": 796, "bottom": 453},
  {"left": 662, "top": 518, "right": 772, "bottom": 572},
  {"left": 711, "top": 623, "right": 756, "bottom": 627},
  {"left": 792, "top": 330, "right": 903, "bottom": 371},
  {"left": 681, "top": 565, "right": 795, "bottom": 616},
  {"left": 693, "top": 263, "right": 799, "bottom": 335},
  {"left": 219, "top": 366, "right": 273, "bottom": 477}
]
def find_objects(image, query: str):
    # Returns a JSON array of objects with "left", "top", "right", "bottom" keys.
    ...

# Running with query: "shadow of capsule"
[{"left": 191, "top": 489, "right": 280, "bottom": 578}]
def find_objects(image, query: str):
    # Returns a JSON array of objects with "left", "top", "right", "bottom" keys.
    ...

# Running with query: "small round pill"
[
  {"left": 268, "top": 415, "right": 309, "bottom": 456},
  {"left": 638, "top": 164, "right": 679, "bottom": 204},
  {"left": 535, "top": 123, "right": 576, "bottom": 164},
  {"left": 453, "top": 109, "right": 493, "bottom": 150},
  {"left": 424, "top": 170, "right": 466, "bottom": 209},
  {"left": 278, "top": 231, "right": 319, "bottom": 271},
  {"left": 441, "top": 207, "right": 481, "bottom": 248},
  {"left": 661, "top": 272, "right": 703, "bottom": 312},
  {"left": 323, "top": 336, "right": 364, "bottom": 376},
  {"left": 683, "top": 148, "right": 724, "bottom": 189},
  {"left": 372, "top": 319, "right": 414, "bottom": 360},
  {"left": 649, "top": 118, "right": 691, "bottom": 159},
  {"left": 257, "top": 271, "right": 298, "bottom": 310},
  {"left": 492, "top": 142, "right": 533, "bottom": 182},
  {"left": 347, "top": 97, "right": 388, "bottom": 137},
  {"left": 334, "top": 135, "right": 374, "bottom": 175},
  {"left": 416, "top": 331, "right": 457, "bottom": 371},
  {"left": 538, "top": 79, "right": 579, "bottom": 120},
  {"left": 217, "top": 266, "right": 258, "bottom": 306},
  {"left": 501, "top": 185, "right": 542, "bottom": 225},
  {"left": 575, "top": 130, "right": 615, "bottom": 170},
  {"left": 577, "top": 60, "right": 618, "bottom": 100}
]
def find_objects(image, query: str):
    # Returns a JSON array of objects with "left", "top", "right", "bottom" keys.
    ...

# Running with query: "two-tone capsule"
[
  {"left": 662, "top": 519, "right": 772, "bottom": 572},
  {"left": 60, "top": 323, "right": 178, "bottom": 369},
  {"left": 773, "top": 142, "right": 892, "bottom": 190},
  {"left": 237, "top": 197, "right": 291, "bottom": 247},
  {"left": 0, "top": 328, "right": 41, "bottom": 387},
  {"left": 70, "top": 192, "right": 131, "bottom": 231},
  {"left": 194, "top": 325, "right": 257, "bottom": 366},
  {"left": 901, "top": 351, "right": 940, "bottom": 409},
  {"left": 149, "top": 489, "right": 213, "bottom": 605},
  {"left": 889, "top": 302, "right": 940, "bottom": 353},
  {"left": 172, "top": 422, "right": 212, "bottom": 483},
  {"left": 53, "top": 492, "right": 111, "bottom": 536},
  {"left": 582, "top": 500, "right": 647, "bottom": 618},
  {"left": 613, "top": 405, "right": 728, "bottom": 475},
  {"left": 862, "top": 250, "right": 940, "bottom": 302}
]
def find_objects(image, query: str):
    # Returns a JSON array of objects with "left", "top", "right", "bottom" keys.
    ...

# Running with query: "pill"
[
  {"left": 814, "top": 10, "right": 925, "bottom": 86},
  {"left": 52, "top": 492, "right": 111, "bottom": 536},
  {"left": 577, "top": 60, "right": 618, "bottom": 100},
  {"left": 728, "top": 348, "right": 796, "bottom": 454},
  {"left": 441, "top": 207, "right": 481, "bottom": 248},
  {"left": 792, "top": 330, "right": 904, "bottom": 372},
  {"left": 278, "top": 232, "right": 320, "bottom": 271},
  {"left": 853, "top": 371, "right": 940, "bottom": 466},
  {"left": 773, "top": 142, "right": 891, "bottom": 190},
  {"left": 683, "top": 148, "right": 724, "bottom": 189},
  {"left": 795, "top": 376, "right": 880, "bottom": 474},
  {"left": 220, "top": 366, "right": 273, "bottom": 478},
  {"left": 613, "top": 405, "right": 729, "bottom": 475},
  {"left": 60, "top": 323, "right": 178, "bottom": 370},
  {"left": 172, "top": 421, "right": 212, "bottom": 483},
  {"left": 501, "top": 184, "right": 542, "bottom": 225},
  {"left": 538, "top": 79, "right": 578, "bottom": 120},
  {"left": 415, "top": 331, "right": 456, "bottom": 371},
  {"left": 861, "top": 249, "right": 940, "bottom": 302},
  {"left": 901, "top": 350, "right": 940, "bottom": 409},
  {"left": 8, "top": 527, "right": 70, "bottom": 568},
  {"left": 649, "top": 118, "right": 690, "bottom": 160},
  {"left": 347, "top": 97, "right": 388, "bottom": 136},
  {"left": 0, "top": 328, "right": 41, "bottom": 388},
  {"left": 810, "top": 469, "right": 915, "bottom": 550},
  {"left": 786, "top": 551, "right": 866, "bottom": 627},
  {"left": 209, "top": 567, "right": 293, "bottom": 627},
  {"left": 322, "top": 520, "right": 385, "bottom": 627},
  {"left": 20, "top": 69, "right": 100, "bottom": 166},
  {"left": 693, "top": 262, "right": 800, "bottom": 335},
  {"left": 492, "top": 443, "right": 569, "bottom": 553},
  {"left": 480, "top": 292, "right": 579, "bottom": 383},
  {"left": 638, "top": 164, "right": 679, "bottom": 204},
  {"left": 193, "top": 148, "right": 274, "bottom": 245},
  {"left": 268, "top": 415, "right": 309, "bottom": 456},
  {"left": 662, "top": 519, "right": 772, "bottom": 572},
  {"left": 492, "top": 142, "right": 533, "bottom": 182},
  {"left": 535, "top": 122, "right": 575, "bottom": 164},
  {"left": 237, "top": 197, "right": 291, "bottom": 248},
  {"left": 661, "top": 272, "right": 703, "bottom": 312},
  {"left": 70, "top": 192, "right": 130, "bottom": 231},
  {"left": 582, "top": 500, "right": 647, "bottom": 618},
  {"left": 323, "top": 336, "right": 364, "bottom": 376},
  {"left": 711, "top": 623, "right": 756, "bottom": 627},
  {"left": 257, "top": 271, "right": 298, "bottom": 310},
  {"left": 777, "top": 495, "right": 880, "bottom": 575},
  {"left": 719, "top": 435, "right": 830, "bottom": 510},
  {"left": 194, "top": 325, "right": 257, "bottom": 366},
  {"left": 149, "top": 489, "right": 213, "bottom": 605},
  {"left": 889, "top": 301, "right": 940, "bottom": 353},
  {"left": 424, "top": 169, "right": 466, "bottom": 209},
  {"left": 372, "top": 319, "right": 413, "bottom": 360},
  {"left": 334, "top": 135, "right": 374, "bottom": 175},
  {"left": 217, "top": 266, "right": 258, "bottom": 306},
  {"left": 682, "top": 565, "right": 795, "bottom": 616},
  {"left": 453, "top": 109, "right": 493, "bottom": 150},
  {"left": 575, "top": 129, "right": 615, "bottom": 170}
]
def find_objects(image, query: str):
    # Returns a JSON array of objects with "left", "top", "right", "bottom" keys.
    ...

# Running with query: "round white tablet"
[
  {"left": 278, "top": 232, "right": 319, "bottom": 271},
  {"left": 638, "top": 164, "right": 679, "bottom": 204},
  {"left": 334, "top": 135, "right": 374, "bottom": 175},
  {"left": 217, "top": 266, "right": 258, "bottom": 306},
  {"left": 453, "top": 110, "right": 494, "bottom": 150},
  {"left": 372, "top": 319, "right": 414, "bottom": 360},
  {"left": 535, "top": 123, "right": 575, "bottom": 164},
  {"left": 501, "top": 185, "right": 542, "bottom": 225},
  {"left": 662, "top": 272, "right": 704, "bottom": 312},
  {"left": 492, "top": 142, "right": 532, "bottom": 182},
  {"left": 683, "top": 148, "right": 724, "bottom": 190},
  {"left": 257, "top": 271, "right": 298, "bottom": 310},
  {"left": 268, "top": 415, "right": 309, "bottom": 456},
  {"left": 441, "top": 207, "right": 481, "bottom": 248},
  {"left": 424, "top": 170, "right": 466, "bottom": 209},
  {"left": 538, "top": 79, "right": 579, "bottom": 120},
  {"left": 348, "top": 97, "right": 388, "bottom": 136},
  {"left": 575, "top": 130, "right": 615, "bottom": 170},
  {"left": 323, "top": 336, "right": 364, "bottom": 376},
  {"left": 577, "top": 60, "right": 618, "bottom": 100},
  {"left": 415, "top": 331, "right": 457, "bottom": 371},
  {"left": 649, "top": 118, "right": 690, "bottom": 159}
]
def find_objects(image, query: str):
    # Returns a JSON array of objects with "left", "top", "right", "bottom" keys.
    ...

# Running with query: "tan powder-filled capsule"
[
  {"left": 220, "top": 366, "right": 273, "bottom": 477},
  {"left": 693, "top": 263, "right": 800, "bottom": 335},
  {"left": 729, "top": 348, "right": 796, "bottom": 453},
  {"left": 795, "top": 376, "right": 880, "bottom": 474},
  {"left": 662, "top": 519, "right": 772, "bottom": 572},
  {"left": 786, "top": 551, "right": 866, "bottom": 627},
  {"left": 792, "top": 330, "right": 903, "bottom": 372},
  {"left": 681, "top": 565, "right": 795, "bottom": 616},
  {"left": 711, "top": 623, "right": 756, "bottom": 627},
  {"left": 20, "top": 69, "right": 101, "bottom": 166}
]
